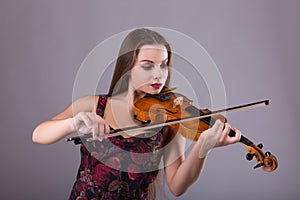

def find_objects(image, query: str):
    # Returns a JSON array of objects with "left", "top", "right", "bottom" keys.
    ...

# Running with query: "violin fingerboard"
[{"left": 185, "top": 105, "right": 214, "bottom": 126}]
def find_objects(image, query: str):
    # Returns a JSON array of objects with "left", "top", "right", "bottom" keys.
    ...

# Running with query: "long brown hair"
[{"left": 107, "top": 28, "right": 173, "bottom": 97}]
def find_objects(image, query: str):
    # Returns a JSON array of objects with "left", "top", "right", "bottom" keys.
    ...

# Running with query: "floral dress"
[{"left": 69, "top": 95, "right": 165, "bottom": 200}]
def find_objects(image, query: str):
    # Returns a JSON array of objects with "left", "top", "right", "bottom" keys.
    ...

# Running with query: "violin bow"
[{"left": 66, "top": 99, "right": 269, "bottom": 144}]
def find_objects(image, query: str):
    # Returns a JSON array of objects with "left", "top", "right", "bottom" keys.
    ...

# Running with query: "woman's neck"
[
  {"left": 111, "top": 90, "right": 144, "bottom": 110},
  {"left": 125, "top": 85, "right": 146, "bottom": 104},
  {"left": 106, "top": 89, "right": 146, "bottom": 129}
]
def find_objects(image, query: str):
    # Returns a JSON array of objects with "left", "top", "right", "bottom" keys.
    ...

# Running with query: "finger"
[
  {"left": 99, "top": 123, "right": 105, "bottom": 136},
  {"left": 223, "top": 128, "right": 241, "bottom": 144},
  {"left": 223, "top": 123, "right": 231, "bottom": 135},
  {"left": 211, "top": 119, "right": 223, "bottom": 131},
  {"left": 217, "top": 123, "right": 231, "bottom": 143},
  {"left": 84, "top": 113, "right": 99, "bottom": 140},
  {"left": 232, "top": 128, "right": 242, "bottom": 142},
  {"left": 99, "top": 124, "right": 110, "bottom": 140},
  {"left": 104, "top": 123, "right": 111, "bottom": 136},
  {"left": 216, "top": 120, "right": 225, "bottom": 133},
  {"left": 94, "top": 115, "right": 110, "bottom": 141},
  {"left": 93, "top": 122, "right": 101, "bottom": 141},
  {"left": 90, "top": 113, "right": 99, "bottom": 139},
  {"left": 84, "top": 113, "right": 95, "bottom": 137},
  {"left": 96, "top": 118, "right": 106, "bottom": 141}
]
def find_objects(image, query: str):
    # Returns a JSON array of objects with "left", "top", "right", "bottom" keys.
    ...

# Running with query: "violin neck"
[
  {"left": 240, "top": 135, "right": 254, "bottom": 146},
  {"left": 228, "top": 128, "right": 253, "bottom": 146}
]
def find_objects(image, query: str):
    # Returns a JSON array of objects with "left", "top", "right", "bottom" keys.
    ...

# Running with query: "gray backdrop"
[{"left": 1, "top": 0, "right": 299, "bottom": 199}]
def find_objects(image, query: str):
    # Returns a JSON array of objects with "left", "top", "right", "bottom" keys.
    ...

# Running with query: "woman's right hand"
[
  {"left": 197, "top": 120, "right": 241, "bottom": 158},
  {"left": 72, "top": 112, "right": 110, "bottom": 141}
]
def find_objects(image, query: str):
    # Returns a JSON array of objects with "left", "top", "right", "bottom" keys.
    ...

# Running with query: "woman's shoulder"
[{"left": 50, "top": 95, "right": 101, "bottom": 120}]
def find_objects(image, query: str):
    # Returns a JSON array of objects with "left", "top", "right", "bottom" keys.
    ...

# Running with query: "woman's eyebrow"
[
  {"left": 139, "top": 59, "right": 154, "bottom": 63},
  {"left": 139, "top": 58, "right": 168, "bottom": 63}
]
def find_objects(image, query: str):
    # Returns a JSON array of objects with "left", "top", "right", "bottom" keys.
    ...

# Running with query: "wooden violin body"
[{"left": 134, "top": 91, "right": 229, "bottom": 141}]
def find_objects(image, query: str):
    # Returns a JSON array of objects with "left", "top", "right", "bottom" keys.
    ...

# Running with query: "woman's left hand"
[{"left": 214, "top": 123, "right": 241, "bottom": 147}]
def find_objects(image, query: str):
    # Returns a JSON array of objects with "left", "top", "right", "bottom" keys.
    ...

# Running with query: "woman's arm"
[
  {"left": 164, "top": 121, "right": 241, "bottom": 196},
  {"left": 32, "top": 95, "right": 99, "bottom": 144}
]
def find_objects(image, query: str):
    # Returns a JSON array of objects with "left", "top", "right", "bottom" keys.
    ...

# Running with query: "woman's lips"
[{"left": 150, "top": 83, "right": 162, "bottom": 89}]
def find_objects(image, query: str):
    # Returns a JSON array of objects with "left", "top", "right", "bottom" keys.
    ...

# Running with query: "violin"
[{"left": 67, "top": 88, "right": 278, "bottom": 172}]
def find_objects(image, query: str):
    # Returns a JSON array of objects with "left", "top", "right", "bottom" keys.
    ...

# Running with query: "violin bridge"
[{"left": 173, "top": 96, "right": 183, "bottom": 108}]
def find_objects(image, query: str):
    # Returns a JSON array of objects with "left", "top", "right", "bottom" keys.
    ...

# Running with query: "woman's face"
[{"left": 129, "top": 44, "right": 169, "bottom": 95}]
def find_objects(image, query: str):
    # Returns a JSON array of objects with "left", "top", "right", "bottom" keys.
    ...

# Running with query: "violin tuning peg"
[
  {"left": 253, "top": 163, "right": 264, "bottom": 169},
  {"left": 74, "top": 139, "right": 82, "bottom": 145},
  {"left": 246, "top": 153, "right": 254, "bottom": 161},
  {"left": 265, "top": 151, "right": 271, "bottom": 156},
  {"left": 257, "top": 143, "right": 263, "bottom": 149}
]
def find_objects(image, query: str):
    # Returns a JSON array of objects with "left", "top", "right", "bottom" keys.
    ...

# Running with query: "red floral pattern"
[{"left": 69, "top": 95, "right": 165, "bottom": 200}]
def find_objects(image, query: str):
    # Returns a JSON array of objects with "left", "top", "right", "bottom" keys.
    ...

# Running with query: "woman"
[{"left": 32, "top": 28, "right": 241, "bottom": 199}]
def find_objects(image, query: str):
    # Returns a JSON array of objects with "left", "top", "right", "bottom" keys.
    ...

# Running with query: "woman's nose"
[{"left": 153, "top": 66, "right": 162, "bottom": 79}]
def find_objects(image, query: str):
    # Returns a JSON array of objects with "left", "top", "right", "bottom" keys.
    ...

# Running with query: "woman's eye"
[
  {"left": 160, "top": 63, "right": 168, "bottom": 69},
  {"left": 142, "top": 65, "right": 154, "bottom": 70}
]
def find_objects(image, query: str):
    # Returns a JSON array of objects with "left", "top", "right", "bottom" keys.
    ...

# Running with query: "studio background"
[{"left": 1, "top": 0, "right": 299, "bottom": 199}]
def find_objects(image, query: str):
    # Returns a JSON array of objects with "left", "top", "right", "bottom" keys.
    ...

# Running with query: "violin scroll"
[{"left": 242, "top": 137, "right": 278, "bottom": 172}]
